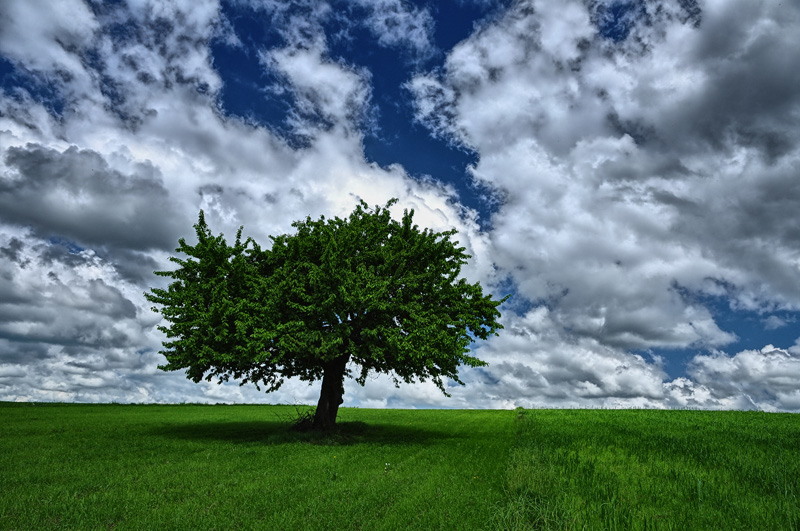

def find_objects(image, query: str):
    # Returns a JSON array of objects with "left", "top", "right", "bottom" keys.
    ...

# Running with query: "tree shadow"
[{"left": 151, "top": 419, "right": 453, "bottom": 447}]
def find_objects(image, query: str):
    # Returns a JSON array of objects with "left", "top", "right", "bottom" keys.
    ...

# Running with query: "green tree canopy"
[{"left": 146, "top": 199, "right": 508, "bottom": 429}]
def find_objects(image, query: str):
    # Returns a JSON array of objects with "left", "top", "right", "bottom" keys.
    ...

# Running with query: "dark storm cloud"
[
  {"left": 665, "top": 158, "right": 800, "bottom": 305},
  {"left": 651, "top": 4, "right": 800, "bottom": 160},
  {"left": 0, "top": 225, "right": 147, "bottom": 378},
  {"left": 105, "top": 249, "right": 162, "bottom": 284},
  {"left": 0, "top": 340, "right": 50, "bottom": 364},
  {"left": 0, "top": 237, "right": 25, "bottom": 263},
  {"left": 0, "top": 144, "right": 183, "bottom": 252},
  {"left": 0, "top": 276, "right": 138, "bottom": 350},
  {"left": 36, "top": 239, "right": 96, "bottom": 269}
]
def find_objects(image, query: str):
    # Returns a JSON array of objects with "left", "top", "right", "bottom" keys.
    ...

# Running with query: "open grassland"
[
  {"left": 496, "top": 409, "right": 800, "bottom": 530},
  {"left": 1, "top": 404, "right": 798, "bottom": 530},
  {"left": 0, "top": 404, "right": 512, "bottom": 530}
]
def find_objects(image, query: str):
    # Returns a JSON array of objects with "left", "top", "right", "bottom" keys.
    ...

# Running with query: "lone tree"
[{"left": 146, "top": 199, "right": 507, "bottom": 429}]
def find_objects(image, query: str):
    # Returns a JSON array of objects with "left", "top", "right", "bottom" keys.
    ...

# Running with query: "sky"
[{"left": 1, "top": 0, "right": 800, "bottom": 411}]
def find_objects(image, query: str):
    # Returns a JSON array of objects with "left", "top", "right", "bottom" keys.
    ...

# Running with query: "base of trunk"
[{"left": 312, "top": 354, "right": 350, "bottom": 430}]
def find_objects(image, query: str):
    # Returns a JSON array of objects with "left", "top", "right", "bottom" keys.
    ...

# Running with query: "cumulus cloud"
[
  {"left": 665, "top": 345, "right": 800, "bottom": 412},
  {"left": 261, "top": 43, "right": 373, "bottom": 136},
  {"left": 0, "top": 225, "right": 163, "bottom": 404},
  {"left": 0, "top": 144, "right": 182, "bottom": 252},
  {"left": 409, "top": 0, "right": 800, "bottom": 350},
  {"left": 400, "top": 0, "right": 800, "bottom": 411},
  {"left": 0, "top": 0, "right": 494, "bottom": 405},
  {"left": 460, "top": 308, "right": 670, "bottom": 408},
  {"left": 0, "top": 0, "right": 98, "bottom": 78},
  {"left": 1, "top": 0, "right": 799, "bottom": 411},
  {"left": 349, "top": 306, "right": 672, "bottom": 410}
]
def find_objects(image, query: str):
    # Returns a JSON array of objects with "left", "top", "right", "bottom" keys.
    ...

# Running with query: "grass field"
[{"left": 1, "top": 403, "right": 798, "bottom": 530}]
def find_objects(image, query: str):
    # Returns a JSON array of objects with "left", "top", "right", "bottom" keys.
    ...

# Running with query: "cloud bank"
[{"left": 1, "top": 0, "right": 799, "bottom": 411}]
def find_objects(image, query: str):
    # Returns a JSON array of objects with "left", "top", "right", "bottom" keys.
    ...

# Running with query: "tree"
[{"left": 146, "top": 199, "right": 508, "bottom": 429}]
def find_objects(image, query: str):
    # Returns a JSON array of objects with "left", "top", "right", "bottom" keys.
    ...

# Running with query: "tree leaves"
[{"left": 146, "top": 200, "right": 508, "bottom": 398}]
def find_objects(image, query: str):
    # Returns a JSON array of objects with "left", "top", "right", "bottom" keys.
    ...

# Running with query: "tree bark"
[{"left": 313, "top": 354, "right": 350, "bottom": 430}]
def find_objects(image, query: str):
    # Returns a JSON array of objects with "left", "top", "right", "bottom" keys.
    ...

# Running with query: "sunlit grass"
[
  {"left": 494, "top": 408, "right": 800, "bottom": 530},
  {"left": 1, "top": 403, "right": 798, "bottom": 530}
]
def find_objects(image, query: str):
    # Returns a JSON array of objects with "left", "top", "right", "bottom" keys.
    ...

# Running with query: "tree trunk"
[{"left": 313, "top": 354, "right": 350, "bottom": 430}]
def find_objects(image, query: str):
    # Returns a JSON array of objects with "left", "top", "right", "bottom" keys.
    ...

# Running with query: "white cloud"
[
  {"left": 763, "top": 315, "right": 788, "bottom": 331},
  {"left": 675, "top": 345, "right": 800, "bottom": 412},
  {"left": 1, "top": 0, "right": 800, "bottom": 411},
  {"left": 536, "top": 0, "right": 593, "bottom": 61},
  {"left": 442, "top": 308, "right": 672, "bottom": 409},
  {"left": 350, "top": 0, "right": 435, "bottom": 60},
  {"left": 0, "top": 0, "right": 495, "bottom": 407},
  {"left": 0, "top": 0, "right": 98, "bottom": 75},
  {"left": 410, "top": 0, "right": 800, "bottom": 353},
  {"left": 401, "top": 0, "right": 800, "bottom": 410},
  {"left": 262, "top": 43, "right": 372, "bottom": 135}
]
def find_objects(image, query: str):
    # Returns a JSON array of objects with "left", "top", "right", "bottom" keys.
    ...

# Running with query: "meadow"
[{"left": 0, "top": 403, "right": 797, "bottom": 530}]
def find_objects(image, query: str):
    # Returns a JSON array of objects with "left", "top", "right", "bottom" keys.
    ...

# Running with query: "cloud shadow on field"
[{"left": 151, "top": 419, "right": 453, "bottom": 447}]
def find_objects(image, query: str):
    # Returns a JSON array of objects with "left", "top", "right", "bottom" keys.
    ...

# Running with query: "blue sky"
[{"left": 1, "top": 0, "right": 800, "bottom": 411}]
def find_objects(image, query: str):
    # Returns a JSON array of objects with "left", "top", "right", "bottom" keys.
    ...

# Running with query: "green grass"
[
  {"left": 1, "top": 404, "right": 798, "bottom": 530},
  {"left": 494, "top": 409, "right": 800, "bottom": 530},
  {"left": 0, "top": 403, "right": 512, "bottom": 530}
]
